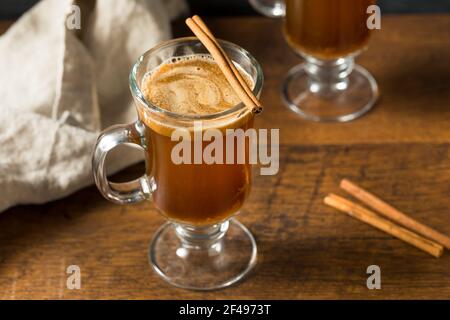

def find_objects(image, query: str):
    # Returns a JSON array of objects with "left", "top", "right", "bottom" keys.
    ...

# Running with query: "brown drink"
[
  {"left": 140, "top": 55, "right": 254, "bottom": 226},
  {"left": 284, "top": 0, "right": 375, "bottom": 60}
]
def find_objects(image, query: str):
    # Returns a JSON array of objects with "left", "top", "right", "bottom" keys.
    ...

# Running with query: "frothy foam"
[{"left": 142, "top": 55, "right": 254, "bottom": 115}]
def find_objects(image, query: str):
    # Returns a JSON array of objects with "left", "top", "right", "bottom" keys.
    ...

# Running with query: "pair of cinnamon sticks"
[
  {"left": 324, "top": 180, "right": 450, "bottom": 258},
  {"left": 185, "top": 15, "right": 263, "bottom": 114}
]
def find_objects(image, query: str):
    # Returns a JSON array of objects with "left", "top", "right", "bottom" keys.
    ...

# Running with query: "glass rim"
[{"left": 129, "top": 37, "right": 264, "bottom": 121}]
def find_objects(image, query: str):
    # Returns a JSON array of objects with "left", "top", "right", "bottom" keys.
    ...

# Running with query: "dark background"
[{"left": 1, "top": 0, "right": 450, "bottom": 19}]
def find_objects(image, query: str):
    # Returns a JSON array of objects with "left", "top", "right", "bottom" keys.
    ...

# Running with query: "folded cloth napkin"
[{"left": 0, "top": 0, "right": 188, "bottom": 212}]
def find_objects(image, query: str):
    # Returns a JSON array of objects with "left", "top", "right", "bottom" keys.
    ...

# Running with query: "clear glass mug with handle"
[
  {"left": 249, "top": 0, "right": 379, "bottom": 122},
  {"left": 92, "top": 37, "right": 263, "bottom": 290}
]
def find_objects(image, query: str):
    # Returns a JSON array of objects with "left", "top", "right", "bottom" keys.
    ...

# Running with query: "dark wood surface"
[{"left": 1, "top": 15, "right": 450, "bottom": 299}]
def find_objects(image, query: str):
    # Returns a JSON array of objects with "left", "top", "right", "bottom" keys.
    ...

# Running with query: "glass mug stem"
[
  {"left": 175, "top": 221, "right": 229, "bottom": 250},
  {"left": 303, "top": 56, "right": 354, "bottom": 93}
]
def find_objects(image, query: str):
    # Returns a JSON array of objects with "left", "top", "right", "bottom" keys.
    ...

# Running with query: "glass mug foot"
[
  {"left": 282, "top": 57, "right": 379, "bottom": 122},
  {"left": 149, "top": 218, "right": 257, "bottom": 291}
]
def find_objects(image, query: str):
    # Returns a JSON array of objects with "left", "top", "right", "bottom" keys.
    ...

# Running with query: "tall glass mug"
[
  {"left": 92, "top": 38, "right": 263, "bottom": 290},
  {"left": 250, "top": 0, "right": 378, "bottom": 121}
]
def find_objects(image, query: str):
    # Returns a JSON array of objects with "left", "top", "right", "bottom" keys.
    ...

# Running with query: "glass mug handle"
[
  {"left": 248, "top": 0, "right": 286, "bottom": 18},
  {"left": 92, "top": 121, "right": 152, "bottom": 204}
]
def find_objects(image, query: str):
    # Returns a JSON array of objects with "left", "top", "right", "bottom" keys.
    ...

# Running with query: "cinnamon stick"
[
  {"left": 340, "top": 179, "right": 450, "bottom": 250},
  {"left": 185, "top": 16, "right": 262, "bottom": 114},
  {"left": 192, "top": 15, "right": 261, "bottom": 110},
  {"left": 324, "top": 193, "right": 444, "bottom": 258}
]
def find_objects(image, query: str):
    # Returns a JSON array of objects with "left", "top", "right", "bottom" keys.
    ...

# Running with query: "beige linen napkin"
[{"left": 0, "top": 0, "right": 188, "bottom": 212}]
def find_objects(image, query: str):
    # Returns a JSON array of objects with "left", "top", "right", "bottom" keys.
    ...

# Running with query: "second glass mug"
[
  {"left": 250, "top": 0, "right": 379, "bottom": 122},
  {"left": 92, "top": 37, "right": 264, "bottom": 290}
]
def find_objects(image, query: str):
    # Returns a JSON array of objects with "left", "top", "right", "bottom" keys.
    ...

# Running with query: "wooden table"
[{"left": 1, "top": 15, "right": 449, "bottom": 299}]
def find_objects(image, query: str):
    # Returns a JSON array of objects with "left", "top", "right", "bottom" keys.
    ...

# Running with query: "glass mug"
[
  {"left": 92, "top": 37, "right": 263, "bottom": 290},
  {"left": 249, "top": 0, "right": 379, "bottom": 122}
]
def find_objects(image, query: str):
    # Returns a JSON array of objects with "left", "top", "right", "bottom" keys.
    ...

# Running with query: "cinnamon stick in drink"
[{"left": 185, "top": 16, "right": 263, "bottom": 114}]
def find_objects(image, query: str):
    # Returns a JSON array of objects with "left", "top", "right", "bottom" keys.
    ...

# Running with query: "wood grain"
[{"left": 1, "top": 15, "right": 450, "bottom": 299}]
